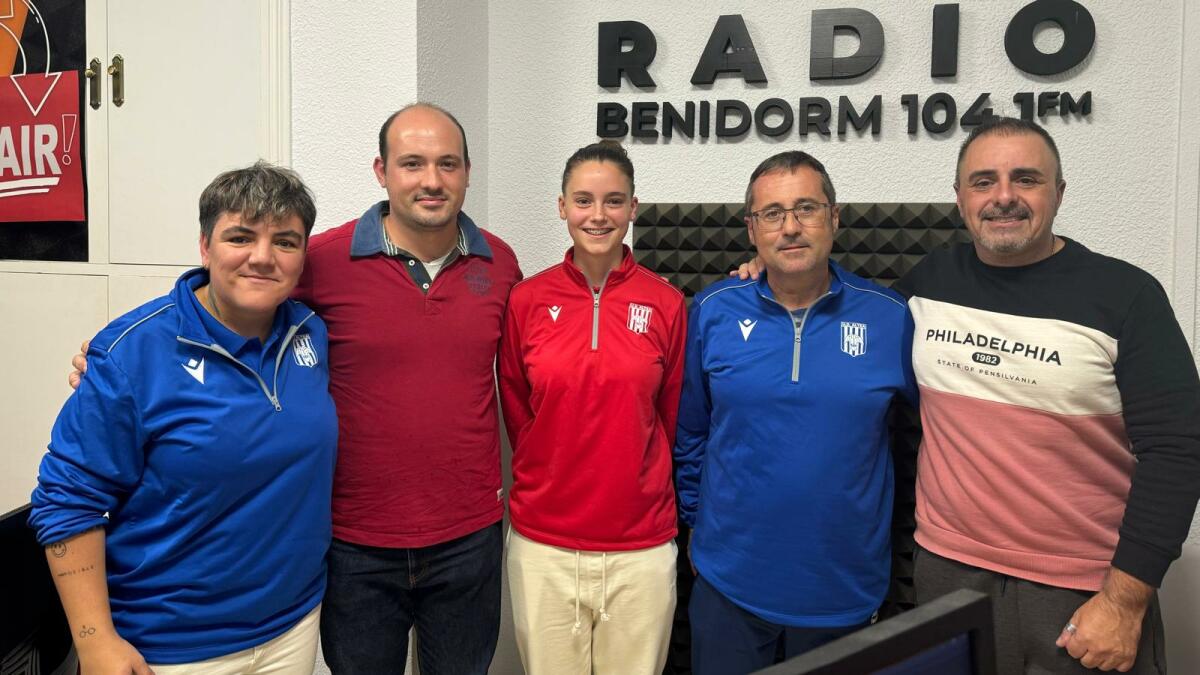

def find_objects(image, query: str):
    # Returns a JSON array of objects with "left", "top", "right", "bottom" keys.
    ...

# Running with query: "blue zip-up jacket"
[
  {"left": 674, "top": 262, "right": 917, "bottom": 627},
  {"left": 29, "top": 268, "right": 338, "bottom": 664}
]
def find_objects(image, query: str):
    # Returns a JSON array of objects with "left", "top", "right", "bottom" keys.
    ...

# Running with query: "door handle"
[
  {"left": 84, "top": 57, "right": 102, "bottom": 109},
  {"left": 107, "top": 54, "right": 124, "bottom": 107}
]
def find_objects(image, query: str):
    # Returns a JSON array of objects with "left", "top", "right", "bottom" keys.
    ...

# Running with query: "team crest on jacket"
[
  {"left": 292, "top": 334, "right": 318, "bottom": 367},
  {"left": 627, "top": 303, "right": 652, "bottom": 333},
  {"left": 840, "top": 321, "right": 867, "bottom": 357}
]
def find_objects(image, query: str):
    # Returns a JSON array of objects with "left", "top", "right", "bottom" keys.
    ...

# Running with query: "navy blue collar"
[{"left": 349, "top": 201, "right": 493, "bottom": 260}]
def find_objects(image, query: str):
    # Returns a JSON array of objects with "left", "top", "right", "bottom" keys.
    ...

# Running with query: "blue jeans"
[
  {"left": 689, "top": 575, "right": 869, "bottom": 675},
  {"left": 319, "top": 522, "right": 502, "bottom": 675}
]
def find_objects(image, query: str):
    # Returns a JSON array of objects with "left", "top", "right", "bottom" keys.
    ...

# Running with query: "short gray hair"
[
  {"left": 199, "top": 161, "right": 316, "bottom": 242},
  {"left": 744, "top": 151, "right": 837, "bottom": 214},
  {"left": 955, "top": 117, "right": 1063, "bottom": 186}
]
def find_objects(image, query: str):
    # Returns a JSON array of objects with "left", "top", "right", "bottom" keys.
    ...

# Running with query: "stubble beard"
[
  {"left": 976, "top": 230, "right": 1035, "bottom": 256},
  {"left": 410, "top": 210, "right": 456, "bottom": 231},
  {"left": 395, "top": 202, "right": 457, "bottom": 233}
]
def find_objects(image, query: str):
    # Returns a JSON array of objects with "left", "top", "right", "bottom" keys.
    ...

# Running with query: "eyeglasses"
[{"left": 749, "top": 203, "right": 833, "bottom": 232}]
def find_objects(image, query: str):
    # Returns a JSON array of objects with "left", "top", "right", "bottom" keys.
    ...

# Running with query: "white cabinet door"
[
  {"left": 108, "top": 273, "right": 175, "bottom": 319},
  {"left": 0, "top": 272, "right": 108, "bottom": 513},
  {"left": 105, "top": 0, "right": 286, "bottom": 265}
]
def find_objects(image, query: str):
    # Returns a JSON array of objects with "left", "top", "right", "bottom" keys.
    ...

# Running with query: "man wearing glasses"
[{"left": 673, "top": 150, "right": 919, "bottom": 674}]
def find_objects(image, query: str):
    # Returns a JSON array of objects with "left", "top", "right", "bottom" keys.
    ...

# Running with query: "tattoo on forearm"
[
  {"left": 78, "top": 625, "right": 96, "bottom": 639},
  {"left": 56, "top": 564, "right": 96, "bottom": 578},
  {"left": 50, "top": 542, "right": 67, "bottom": 558}
]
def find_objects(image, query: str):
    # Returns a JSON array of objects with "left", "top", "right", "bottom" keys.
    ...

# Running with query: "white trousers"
[
  {"left": 148, "top": 604, "right": 320, "bottom": 675},
  {"left": 507, "top": 529, "right": 677, "bottom": 675}
]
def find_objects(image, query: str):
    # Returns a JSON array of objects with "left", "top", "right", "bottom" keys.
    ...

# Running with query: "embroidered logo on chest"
[
  {"left": 292, "top": 334, "right": 319, "bottom": 367},
  {"left": 841, "top": 321, "right": 867, "bottom": 357},
  {"left": 465, "top": 267, "right": 493, "bottom": 296},
  {"left": 739, "top": 319, "right": 757, "bottom": 341},
  {"left": 548, "top": 305, "right": 562, "bottom": 322},
  {"left": 182, "top": 357, "right": 205, "bottom": 384},
  {"left": 627, "top": 303, "right": 653, "bottom": 334}
]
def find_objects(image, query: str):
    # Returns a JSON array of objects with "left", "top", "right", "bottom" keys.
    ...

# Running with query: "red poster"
[{"left": 0, "top": 70, "right": 84, "bottom": 222}]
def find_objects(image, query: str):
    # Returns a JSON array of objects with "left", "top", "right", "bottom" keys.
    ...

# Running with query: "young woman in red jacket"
[{"left": 498, "top": 141, "right": 686, "bottom": 674}]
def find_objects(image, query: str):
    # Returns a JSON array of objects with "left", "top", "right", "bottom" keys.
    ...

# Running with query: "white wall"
[
  {"left": 418, "top": 0, "right": 490, "bottom": 224},
  {"left": 290, "top": 0, "right": 491, "bottom": 231},
  {"left": 1163, "top": 0, "right": 1200, "bottom": 666},
  {"left": 291, "top": 0, "right": 420, "bottom": 231}
]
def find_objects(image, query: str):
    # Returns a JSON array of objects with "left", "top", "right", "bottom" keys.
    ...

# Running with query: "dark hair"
[
  {"left": 199, "top": 161, "right": 316, "bottom": 242},
  {"left": 744, "top": 151, "right": 836, "bottom": 213},
  {"left": 561, "top": 140, "right": 635, "bottom": 195},
  {"left": 378, "top": 103, "right": 470, "bottom": 165},
  {"left": 956, "top": 117, "right": 1063, "bottom": 185}
]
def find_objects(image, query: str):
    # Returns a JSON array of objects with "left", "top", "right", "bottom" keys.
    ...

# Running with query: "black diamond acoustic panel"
[
  {"left": 640, "top": 203, "right": 970, "bottom": 674},
  {"left": 634, "top": 202, "right": 967, "bottom": 298}
]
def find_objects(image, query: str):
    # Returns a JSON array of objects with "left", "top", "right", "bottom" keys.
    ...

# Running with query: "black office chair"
[{"left": 0, "top": 504, "right": 75, "bottom": 675}]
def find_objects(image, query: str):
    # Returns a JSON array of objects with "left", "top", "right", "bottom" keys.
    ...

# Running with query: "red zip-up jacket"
[{"left": 499, "top": 247, "right": 686, "bottom": 551}]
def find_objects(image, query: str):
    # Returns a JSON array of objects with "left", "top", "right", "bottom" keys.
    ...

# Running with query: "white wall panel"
[
  {"left": 0, "top": 272, "right": 108, "bottom": 513},
  {"left": 108, "top": 274, "right": 177, "bottom": 320}
]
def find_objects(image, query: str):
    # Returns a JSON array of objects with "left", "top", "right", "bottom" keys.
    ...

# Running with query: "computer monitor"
[
  {"left": 754, "top": 589, "right": 997, "bottom": 675},
  {"left": 0, "top": 504, "right": 76, "bottom": 675}
]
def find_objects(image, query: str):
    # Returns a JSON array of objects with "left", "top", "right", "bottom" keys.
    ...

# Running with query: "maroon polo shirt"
[{"left": 294, "top": 202, "right": 522, "bottom": 548}]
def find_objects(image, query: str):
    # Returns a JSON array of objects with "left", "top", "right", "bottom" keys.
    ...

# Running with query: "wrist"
[
  {"left": 1099, "top": 567, "right": 1153, "bottom": 612},
  {"left": 73, "top": 624, "right": 120, "bottom": 651}
]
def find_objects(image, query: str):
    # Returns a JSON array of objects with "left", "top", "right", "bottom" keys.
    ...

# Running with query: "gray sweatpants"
[{"left": 914, "top": 546, "right": 1166, "bottom": 675}]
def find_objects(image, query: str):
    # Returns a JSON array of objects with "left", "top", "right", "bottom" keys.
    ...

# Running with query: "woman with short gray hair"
[{"left": 30, "top": 162, "right": 337, "bottom": 675}]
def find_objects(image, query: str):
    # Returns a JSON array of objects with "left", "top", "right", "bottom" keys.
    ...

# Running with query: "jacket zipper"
[
  {"left": 762, "top": 292, "right": 831, "bottom": 383},
  {"left": 177, "top": 311, "right": 316, "bottom": 411},
  {"left": 590, "top": 273, "right": 610, "bottom": 351}
]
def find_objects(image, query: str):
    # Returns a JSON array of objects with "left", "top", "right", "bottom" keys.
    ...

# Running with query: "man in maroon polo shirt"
[{"left": 295, "top": 104, "right": 522, "bottom": 674}]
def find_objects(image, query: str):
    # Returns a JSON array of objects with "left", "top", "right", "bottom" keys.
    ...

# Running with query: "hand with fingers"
[
  {"left": 1055, "top": 569, "right": 1150, "bottom": 672},
  {"left": 729, "top": 256, "right": 764, "bottom": 281},
  {"left": 69, "top": 339, "right": 89, "bottom": 389}
]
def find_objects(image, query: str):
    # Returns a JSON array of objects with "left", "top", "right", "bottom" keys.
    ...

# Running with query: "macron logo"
[
  {"left": 739, "top": 319, "right": 757, "bottom": 341},
  {"left": 548, "top": 305, "right": 562, "bottom": 322},
  {"left": 182, "top": 357, "right": 205, "bottom": 384}
]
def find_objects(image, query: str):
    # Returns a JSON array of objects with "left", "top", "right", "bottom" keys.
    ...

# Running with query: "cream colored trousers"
[
  {"left": 507, "top": 529, "right": 677, "bottom": 675},
  {"left": 148, "top": 604, "right": 320, "bottom": 675}
]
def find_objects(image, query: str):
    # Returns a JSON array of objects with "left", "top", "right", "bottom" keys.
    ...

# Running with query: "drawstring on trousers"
[
  {"left": 572, "top": 551, "right": 582, "bottom": 635},
  {"left": 599, "top": 552, "right": 611, "bottom": 622},
  {"left": 571, "top": 550, "right": 611, "bottom": 636}
]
